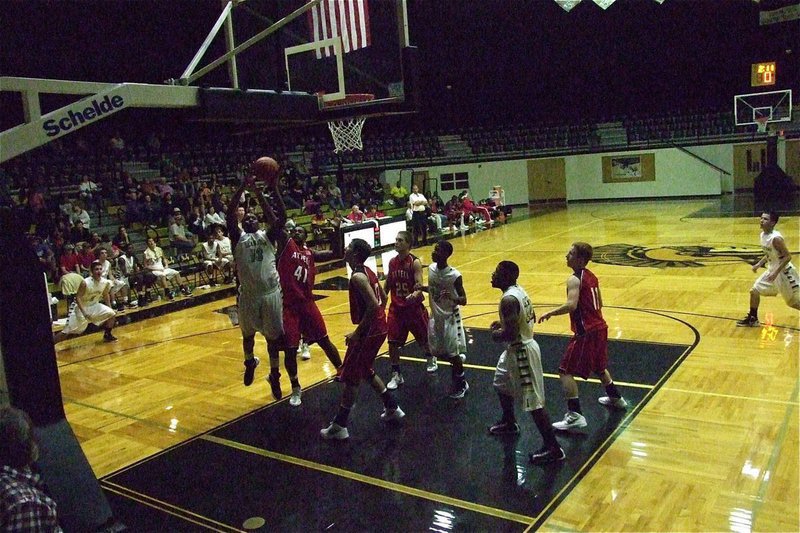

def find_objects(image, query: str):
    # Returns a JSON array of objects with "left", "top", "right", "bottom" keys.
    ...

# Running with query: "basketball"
[{"left": 253, "top": 157, "right": 280, "bottom": 186}]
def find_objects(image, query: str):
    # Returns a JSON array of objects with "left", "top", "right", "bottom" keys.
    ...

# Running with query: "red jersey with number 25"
[
  {"left": 387, "top": 253, "right": 422, "bottom": 308},
  {"left": 569, "top": 268, "right": 606, "bottom": 335},
  {"left": 278, "top": 239, "right": 316, "bottom": 302}
]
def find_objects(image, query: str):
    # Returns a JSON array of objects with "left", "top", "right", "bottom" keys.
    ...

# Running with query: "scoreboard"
[{"left": 751, "top": 62, "right": 776, "bottom": 87}]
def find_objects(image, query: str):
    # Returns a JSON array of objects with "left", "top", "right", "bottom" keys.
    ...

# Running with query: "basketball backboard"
[
  {"left": 182, "top": 0, "right": 417, "bottom": 125},
  {"left": 733, "top": 89, "right": 792, "bottom": 126}
]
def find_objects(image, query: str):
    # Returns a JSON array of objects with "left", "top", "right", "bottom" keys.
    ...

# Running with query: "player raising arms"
[
  {"left": 227, "top": 167, "right": 297, "bottom": 402},
  {"left": 384, "top": 231, "right": 434, "bottom": 390},
  {"left": 415, "top": 240, "right": 469, "bottom": 398},
  {"left": 320, "top": 238, "right": 404, "bottom": 440},
  {"left": 277, "top": 225, "right": 343, "bottom": 401}
]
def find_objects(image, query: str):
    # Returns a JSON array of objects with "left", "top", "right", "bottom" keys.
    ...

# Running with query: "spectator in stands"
[
  {"left": 176, "top": 169, "right": 196, "bottom": 199},
  {"left": 328, "top": 181, "right": 344, "bottom": 210},
  {"left": 204, "top": 205, "right": 225, "bottom": 228},
  {"left": 123, "top": 189, "right": 141, "bottom": 225},
  {"left": 110, "top": 132, "right": 125, "bottom": 153},
  {"left": 155, "top": 176, "right": 173, "bottom": 197},
  {"left": 170, "top": 208, "right": 198, "bottom": 255},
  {"left": 331, "top": 208, "right": 348, "bottom": 229},
  {"left": 364, "top": 205, "right": 384, "bottom": 220},
  {"left": 347, "top": 205, "right": 365, "bottom": 224},
  {"left": 29, "top": 234, "right": 57, "bottom": 281},
  {"left": 86, "top": 232, "right": 103, "bottom": 256},
  {"left": 98, "top": 234, "right": 117, "bottom": 259},
  {"left": 78, "top": 175, "right": 100, "bottom": 212},
  {"left": 143, "top": 237, "right": 191, "bottom": 299},
  {"left": 213, "top": 225, "right": 234, "bottom": 283},
  {"left": 77, "top": 242, "right": 96, "bottom": 277},
  {"left": 112, "top": 226, "right": 130, "bottom": 251},
  {"left": 390, "top": 180, "right": 408, "bottom": 206},
  {"left": 69, "top": 220, "right": 91, "bottom": 245},
  {"left": 59, "top": 243, "right": 80, "bottom": 279},
  {"left": 69, "top": 203, "right": 91, "bottom": 229},
  {"left": 0, "top": 406, "right": 62, "bottom": 531},
  {"left": 409, "top": 184, "right": 429, "bottom": 247},
  {"left": 140, "top": 194, "right": 160, "bottom": 226}
]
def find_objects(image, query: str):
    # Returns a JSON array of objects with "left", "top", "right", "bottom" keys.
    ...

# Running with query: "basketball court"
[{"left": 52, "top": 199, "right": 799, "bottom": 531}]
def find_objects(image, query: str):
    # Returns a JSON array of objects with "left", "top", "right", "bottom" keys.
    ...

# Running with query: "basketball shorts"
[
  {"left": 339, "top": 331, "right": 387, "bottom": 386},
  {"left": 493, "top": 339, "right": 545, "bottom": 411},
  {"left": 560, "top": 327, "right": 609, "bottom": 380},
  {"left": 428, "top": 308, "right": 466, "bottom": 357},
  {"left": 283, "top": 299, "right": 328, "bottom": 348},
  {"left": 238, "top": 289, "right": 284, "bottom": 341},
  {"left": 387, "top": 303, "right": 429, "bottom": 348},
  {"left": 150, "top": 267, "right": 180, "bottom": 280},
  {"left": 753, "top": 265, "right": 800, "bottom": 306},
  {"left": 109, "top": 278, "right": 128, "bottom": 295},
  {"left": 62, "top": 302, "right": 116, "bottom": 335}
]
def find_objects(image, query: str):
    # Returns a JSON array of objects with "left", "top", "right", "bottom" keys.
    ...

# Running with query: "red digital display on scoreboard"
[{"left": 751, "top": 62, "right": 776, "bottom": 87}]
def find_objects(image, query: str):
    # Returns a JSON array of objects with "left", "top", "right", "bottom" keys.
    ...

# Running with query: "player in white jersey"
[
  {"left": 416, "top": 240, "right": 469, "bottom": 398},
  {"left": 737, "top": 211, "right": 800, "bottom": 326},
  {"left": 54, "top": 261, "right": 117, "bottom": 344},
  {"left": 228, "top": 171, "right": 297, "bottom": 401},
  {"left": 488, "top": 261, "right": 564, "bottom": 465}
]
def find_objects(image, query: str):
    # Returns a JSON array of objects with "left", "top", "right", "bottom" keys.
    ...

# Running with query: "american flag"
[{"left": 307, "top": 0, "right": 371, "bottom": 58}]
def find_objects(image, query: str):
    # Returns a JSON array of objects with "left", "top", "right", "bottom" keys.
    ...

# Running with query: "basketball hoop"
[
  {"left": 321, "top": 93, "right": 375, "bottom": 153},
  {"left": 755, "top": 116, "right": 769, "bottom": 134}
]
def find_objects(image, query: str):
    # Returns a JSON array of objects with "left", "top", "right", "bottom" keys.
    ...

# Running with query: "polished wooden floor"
[{"left": 56, "top": 199, "right": 799, "bottom": 532}]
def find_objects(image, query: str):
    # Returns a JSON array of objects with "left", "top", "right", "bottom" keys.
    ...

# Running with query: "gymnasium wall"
[{"left": 383, "top": 143, "right": 742, "bottom": 204}]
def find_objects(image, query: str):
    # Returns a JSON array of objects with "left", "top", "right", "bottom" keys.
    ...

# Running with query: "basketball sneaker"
[
  {"left": 448, "top": 380, "right": 469, "bottom": 399},
  {"left": 320, "top": 422, "right": 349, "bottom": 440},
  {"left": 380, "top": 406, "right": 406, "bottom": 422},
  {"left": 267, "top": 372, "right": 282, "bottom": 400},
  {"left": 552, "top": 411, "right": 587, "bottom": 431},
  {"left": 103, "top": 332, "right": 118, "bottom": 343},
  {"left": 243, "top": 357, "right": 259, "bottom": 386},
  {"left": 736, "top": 315, "right": 759, "bottom": 327},
  {"left": 529, "top": 445, "right": 566, "bottom": 465},
  {"left": 598, "top": 396, "right": 628, "bottom": 409},
  {"left": 488, "top": 420, "right": 520, "bottom": 435},
  {"left": 426, "top": 356, "right": 438, "bottom": 373},
  {"left": 386, "top": 371, "right": 404, "bottom": 390},
  {"left": 289, "top": 386, "right": 302, "bottom": 407},
  {"left": 300, "top": 342, "right": 311, "bottom": 360}
]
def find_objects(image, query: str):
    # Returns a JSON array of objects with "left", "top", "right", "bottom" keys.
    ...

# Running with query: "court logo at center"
[{"left": 593, "top": 243, "right": 763, "bottom": 268}]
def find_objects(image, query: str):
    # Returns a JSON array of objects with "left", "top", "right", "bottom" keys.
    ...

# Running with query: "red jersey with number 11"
[
  {"left": 569, "top": 268, "right": 606, "bottom": 335},
  {"left": 278, "top": 239, "right": 316, "bottom": 302},
  {"left": 349, "top": 265, "right": 387, "bottom": 334}
]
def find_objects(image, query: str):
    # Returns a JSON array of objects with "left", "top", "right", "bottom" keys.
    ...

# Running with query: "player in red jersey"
[
  {"left": 277, "top": 225, "right": 343, "bottom": 398},
  {"left": 320, "top": 238, "right": 404, "bottom": 440},
  {"left": 539, "top": 242, "right": 627, "bottom": 431},
  {"left": 383, "top": 231, "right": 433, "bottom": 390}
]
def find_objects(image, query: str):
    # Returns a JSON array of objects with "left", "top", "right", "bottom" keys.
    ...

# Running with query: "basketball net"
[
  {"left": 755, "top": 117, "right": 769, "bottom": 134},
  {"left": 321, "top": 93, "right": 374, "bottom": 153},
  {"left": 328, "top": 116, "right": 367, "bottom": 152}
]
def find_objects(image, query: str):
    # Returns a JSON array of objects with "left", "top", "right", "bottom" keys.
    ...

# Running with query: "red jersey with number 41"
[
  {"left": 569, "top": 268, "right": 606, "bottom": 335},
  {"left": 278, "top": 239, "right": 316, "bottom": 302}
]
